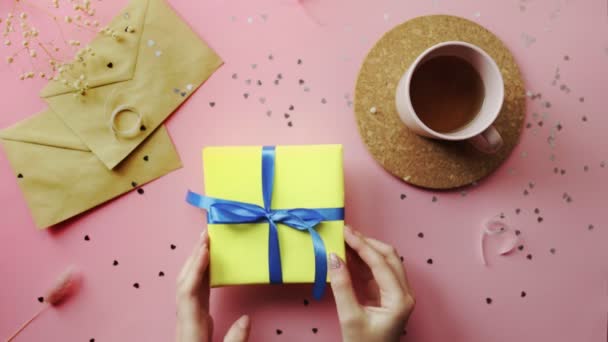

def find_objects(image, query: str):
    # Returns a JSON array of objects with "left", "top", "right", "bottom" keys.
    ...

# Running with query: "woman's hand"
[
  {"left": 176, "top": 231, "right": 251, "bottom": 342},
  {"left": 329, "top": 226, "right": 415, "bottom": 342}
]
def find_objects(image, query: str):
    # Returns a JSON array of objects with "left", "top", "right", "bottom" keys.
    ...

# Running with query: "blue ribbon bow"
[{"left": 186, "top": 146, "right": 344, "bottom": 299}]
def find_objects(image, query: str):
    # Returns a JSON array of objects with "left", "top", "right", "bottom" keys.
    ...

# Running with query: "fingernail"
[
  {"left": 344, "top": 225, "right": 353, "bottom": 234},
  {"left": 237, "top": 314, "right": 250, "bottom": 328},
  {"left": 200, "top": 230, "right": 207, "bottom": 242},
  {"left": 329, "top": 253, "right": 341, "bottom": 269}
]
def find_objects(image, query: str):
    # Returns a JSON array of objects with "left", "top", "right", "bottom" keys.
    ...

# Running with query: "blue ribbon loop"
[{"left": 186, "top": 146, "right": 344, "bottom": 299}]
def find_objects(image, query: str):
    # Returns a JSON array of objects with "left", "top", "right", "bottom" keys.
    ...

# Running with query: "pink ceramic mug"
[{"left": 395, "top": 41, "right": 504, "bottom": 153}]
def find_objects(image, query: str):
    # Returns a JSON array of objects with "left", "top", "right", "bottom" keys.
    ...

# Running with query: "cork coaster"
[{"left": 355, "top": 15, "right": 525, "bottom": 189}]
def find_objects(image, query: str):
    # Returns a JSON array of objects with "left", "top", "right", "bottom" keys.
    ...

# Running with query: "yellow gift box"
[{"left": 190, "top": 145, "right": 345, "bottom": 295}]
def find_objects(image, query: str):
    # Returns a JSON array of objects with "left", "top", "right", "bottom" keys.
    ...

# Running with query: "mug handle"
[{"left": 468, "top": 125, "right": 503, "bottom": 154}]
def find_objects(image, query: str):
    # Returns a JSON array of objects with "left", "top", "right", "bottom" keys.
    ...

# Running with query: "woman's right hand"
[{"left": 329, "top": 225, "right": 415, "bottom": 342}]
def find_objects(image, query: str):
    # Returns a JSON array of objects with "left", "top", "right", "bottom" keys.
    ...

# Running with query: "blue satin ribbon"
[{"left": 186, "top": 146, "right": 344, "bottom": 299}]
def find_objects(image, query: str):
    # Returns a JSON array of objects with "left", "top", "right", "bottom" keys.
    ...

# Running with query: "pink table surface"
[{"left": 1, "top": 0, "right": 607, "bottom": 341}]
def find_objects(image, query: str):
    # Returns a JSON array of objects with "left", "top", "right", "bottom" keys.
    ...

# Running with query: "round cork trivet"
[{"left": 355, "top": 15, "right": 525, "bottom": 189}]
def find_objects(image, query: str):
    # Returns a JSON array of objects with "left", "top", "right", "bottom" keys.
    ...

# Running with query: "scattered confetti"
[
  {"left": 486, "top": 297, "right": 492, "bottom": 304},
  {"left": 133, "top": 283, "right": 139, "bottom": 289},
  {"left": 427, "top": 258, "right": 433, "bottom": 264},
  {"left": 521, "top": 291, "right": 527, "bottom": 297},
  {"left": 400, "top": 194, "right": 406, "bottom": 200},
  {"left": 84, "top": 235, "right": 90, "bottom": 241},
  {"left": 418, "top": 232, "right": 424, "bottom": 238},
  {"left": 521, "top": 32, "right": 536, "bottom": 47},
  {"left": 369, "top": 106, "right": 377, "bottom": 113}
]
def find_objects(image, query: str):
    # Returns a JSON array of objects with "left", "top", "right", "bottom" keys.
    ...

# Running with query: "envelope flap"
[
  {"left": 0, "top": 110, "right": 89, "bottom": 151},
  {"left": 38, "top": 0, "right": 222, "bottom": 170},
  {"left": 40, "top": 0, "right": 148, "bottom": 98}
]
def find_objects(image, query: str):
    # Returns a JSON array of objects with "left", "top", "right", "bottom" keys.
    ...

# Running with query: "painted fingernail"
[
  {"left": 237, "top": 314, "right": 250, "bottom": 328},
  {"left": 329, "top": 253, "right": 341, "bottom": 269}
]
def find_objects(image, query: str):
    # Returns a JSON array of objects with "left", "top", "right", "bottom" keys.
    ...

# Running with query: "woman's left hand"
[{"left": 176, "top": 231, "right": 251, "bottom": 342}]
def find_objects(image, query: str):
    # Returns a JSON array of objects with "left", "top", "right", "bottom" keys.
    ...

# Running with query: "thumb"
[
  {"left": 223, "top": 315, "right": 251, "bottom": 342},
  {"left": 329, "top": 253, "right": 362, "bottom": 323}
]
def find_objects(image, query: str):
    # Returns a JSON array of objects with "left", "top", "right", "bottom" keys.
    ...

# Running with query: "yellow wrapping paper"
[{"left": 202, "top": 145, "right": 345, "bottom": 287}]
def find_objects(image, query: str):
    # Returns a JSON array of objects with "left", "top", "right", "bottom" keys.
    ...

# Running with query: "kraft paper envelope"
[
  {"left": 40, "top": 0, "right": 222, "bottom": 169},
  {"left": 0, "top": 0, "right": 222, "bottom": 228},
  {"left": 0, "top": 110, "right": 181, "bottom": 229}
]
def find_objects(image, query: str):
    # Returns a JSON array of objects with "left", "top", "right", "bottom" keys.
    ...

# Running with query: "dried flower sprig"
[
  {"left": 2, "top": 0, "right": 102, "bottom": 81},
  {"left": 5, "top": 267, "right": 80, "bottom": 342}
]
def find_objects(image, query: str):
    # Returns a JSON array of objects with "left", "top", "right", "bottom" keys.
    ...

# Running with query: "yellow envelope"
[
  {"left": 202, "top": 145, "right": 345, "bottom": 287},
  {"left": 41, "top": 0, "right": 222, "bottom": 169},
  {"left": 0, "top": 0, "right": 222, "bottom": 229},
  {"left": 0, "top": 109, "right": 181, "bottom": 229}
]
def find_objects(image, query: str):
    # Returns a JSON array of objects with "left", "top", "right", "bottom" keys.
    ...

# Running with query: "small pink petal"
[{"left": 497, "top": 232, "right": 519, "bottom": 255}]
